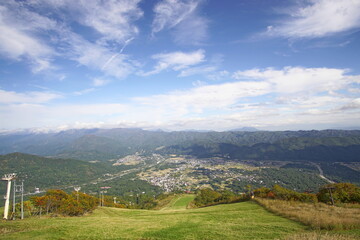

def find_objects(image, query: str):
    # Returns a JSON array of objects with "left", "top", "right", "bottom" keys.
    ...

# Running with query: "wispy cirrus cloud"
[
  {"left": 264, "top": 0, "right": 360, "bottom": 39},
  {"left": 152, "top": 0, "right": 208, "bottom": 44},
  {"left": 178, "top": 54, "right": 228, "bottom": 79},
  {"left": 0, "top": 2, "right": 56, "bottom": 72},
  {"left": 73, "top": 88, "right": 96, "bottom": 96},
  {"left": 74, "top": 0, "right": 142, "bottom": 45},
  {"left": 64, "top": 31, "right": 135, "bottom": 79},
  {"left": 0, "top": 0, "right": 143, "bottom": 78},
  {"left": 140, "top": 49, "right": 205, "bottom": 76},
  {"left": 29, "top": 0, "right": 143, "bottom": 46}
]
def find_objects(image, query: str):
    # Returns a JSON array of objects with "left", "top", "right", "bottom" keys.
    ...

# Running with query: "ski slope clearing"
[{"left": 0, "top": 200, "right": 307, "bottom": 240}]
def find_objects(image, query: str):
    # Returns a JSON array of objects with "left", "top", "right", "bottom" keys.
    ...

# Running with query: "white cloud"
[
  {"left": 75, "top": 0, "right": 143, "bottom": 45},
  {"left": 207, "top": 70, "right": 230, "bottom": 81},
  {"left": 134, "top": 80, "right": 271, "bottom": 117},
  {"left": 0, "top": 102, "right": 128, "bottom": 129},
  {"left": 1, "top": 66, "right": 359, "bottom": 131},
  {"left": 338, "top": 98, "right": 360, "bottom": 111},
  {"left": 0, "top": 89, "right": 62, "bottom": 104},
  {"left": 152, "top": 0, "right": 208, "bottom": 44},
  {"left": 172, "top": 10, "right": 208, "bottom": 45},
  {"left": 0, "top": 3, "right": 55, "bottom": 72},
  {"left": 0, "top": 0, "right": 142, "bottom": 77},
  {"left": 131, "top": 66, "right": 360, "bottom": 130},
  {"left": 45, "top": 1, "right": 142, "bottom": 79},
  {"left": 63, "top": 31, "right": 135, "bottom": 79},
  {"left": 30, "top": 0, "right": 143, "bottom": 45},
  {"left": 233, "top": 67, "right": 349, "bottom": 94},
  {"left": 141, "top": 49, "right": 205, "bottom": 76},
  {"left": 265, "top": 0, "right": 360, "bottom": 39},
  {"left": 152, "top": 0, "right": 199, "bottom": 33},
  {"left": 178, "top": 53, "right": 225, "bottom": 78}
]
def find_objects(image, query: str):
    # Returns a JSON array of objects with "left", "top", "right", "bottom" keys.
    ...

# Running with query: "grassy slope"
[
  {"left": 160, "top": 194, "right": 195, "bottom": 210},
  {"left": 0, "top": 199, "right": 306, "bottom": 240}
]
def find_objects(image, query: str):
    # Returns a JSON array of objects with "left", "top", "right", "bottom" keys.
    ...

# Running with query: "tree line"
[
  {"left": 13, "top": 182, "right": 360, "bottom": 218},
  {"left": 193, "top": 183, "right": 360, "bottom": 207}
]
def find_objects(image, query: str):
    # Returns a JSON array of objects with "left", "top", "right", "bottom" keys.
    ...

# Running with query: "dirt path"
[{"left": 309, "top": 162, "right": 335, "bottom": 184}]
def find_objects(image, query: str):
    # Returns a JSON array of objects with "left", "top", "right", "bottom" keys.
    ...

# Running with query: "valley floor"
[{"left": 0, "top": 196, "right": 358, "bottom": 240}]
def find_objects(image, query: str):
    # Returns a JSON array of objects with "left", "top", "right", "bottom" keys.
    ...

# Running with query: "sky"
[{"left": 0, "top": 0, "right": 360, "bottom": 132}]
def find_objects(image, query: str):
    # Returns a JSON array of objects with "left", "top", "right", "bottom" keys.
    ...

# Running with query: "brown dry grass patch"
[
  {"left": 284, "top": 232, "right": 358, "bottom": 240},
  {"left": 254, "top": 198, "right": 360, "bottom": 230}
]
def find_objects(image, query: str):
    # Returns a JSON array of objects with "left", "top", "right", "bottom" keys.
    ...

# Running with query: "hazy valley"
[{"left": 1, "top": 128, "right": 359, "bottom": 199}]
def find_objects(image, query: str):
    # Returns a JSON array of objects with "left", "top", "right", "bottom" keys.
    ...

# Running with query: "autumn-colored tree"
[
  {"left": 254, "top": 185, "right": 317, "bottom": 203},
  {"left": 194, "top": 188, "right": 222, "bottom": 206},
  {"left": 317, "top": 183, "right": 360, "bottom": 204},
  {"left": 31, "top": 189, "right": 98, "bottom": 216},
  {"left": 254, "top": 187, "right": 271, "bottom": 198}
]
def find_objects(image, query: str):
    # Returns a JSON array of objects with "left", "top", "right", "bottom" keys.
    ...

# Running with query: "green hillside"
[
  {"left": 160, "top": 194, "right": 195, "bottom": 210},
  {"left": 161, "top": 137, "right": 360, "bottom": 162},
  {"left": 0, "top": 199, "right": 307, "bottom": 240},
  {"left": 0, "top": 152, "right": 126, "bottom": 193}
]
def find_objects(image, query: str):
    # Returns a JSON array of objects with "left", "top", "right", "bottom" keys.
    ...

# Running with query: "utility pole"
[
  {"left": 100, "top": 186, "right": 111, "bottom": 207},
  {"left": 12, "top": 179, "right": 16, "bottom": 220},
  {"left": 21, "top": 180, "right": 24, "bottom": 219},
  {"left": 102, "top": 191, "right": 104, "bottom": 206},
  {"left": 1, "top": 173, "right": 17, "bottom": 220},
  {"left": 326, "top": 187, "right": 335, "bottom": 205}
]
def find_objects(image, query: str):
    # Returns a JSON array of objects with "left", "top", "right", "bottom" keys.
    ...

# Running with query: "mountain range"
[
  {"left": 0, "top": 128, "right": 359, "bottom": 198},
  {"left": 1, "top": 128, "right": 360, "bottom": 162}
]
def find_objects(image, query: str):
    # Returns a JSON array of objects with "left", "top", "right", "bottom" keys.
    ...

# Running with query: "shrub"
[
  {"left": 194, "top": 188, "right": 248, "bottom": 207},
  {"left": 194, "top": 188, "right": 222, "bottom": 207},
  {"left": 254, "top": 185, "right": 317, "bottom": 203},
  {"left": 254, "top": 187, "right": 271, "bottom": 198},
  {"left": 317, "top": 183, "right": 360, "bottom": 204},
  {"left": 31, "top": 189, "right": 98, "bottom": 216}
]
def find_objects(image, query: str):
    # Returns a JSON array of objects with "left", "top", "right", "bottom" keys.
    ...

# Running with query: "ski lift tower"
[{"left": 1, "top": 173, "right": 16, "bottom": 220}]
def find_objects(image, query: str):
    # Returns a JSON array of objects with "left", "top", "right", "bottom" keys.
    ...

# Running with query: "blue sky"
[{"left": 0, "top": 0, "right": 360, "bottom": 132}]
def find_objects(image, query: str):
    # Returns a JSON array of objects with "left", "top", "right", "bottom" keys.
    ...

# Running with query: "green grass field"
[
  {"left": 160, "top": 194, "right": 195, "bottom": 210},
  {"left": 1, "top": 196, "right": 307, "bottom": 240}
]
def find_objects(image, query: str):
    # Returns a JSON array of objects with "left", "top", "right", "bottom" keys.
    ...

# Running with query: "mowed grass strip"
[
  {"left": 162, "top": 194, "right": 195, "bottom": 210},
  {"left": 0, "top": 201, "right": 306, "bottom": 240}
]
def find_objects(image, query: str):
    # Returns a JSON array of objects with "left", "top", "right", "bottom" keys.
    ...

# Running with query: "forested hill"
[
  {"left": 159, "top": 136, "right": 360, "bottom": 162},
  {"left": 0, "top": 128, "right": 360, "bottom": 162},
  {"left": 0, "top": 152, "right": 117, "bottom": 192}
]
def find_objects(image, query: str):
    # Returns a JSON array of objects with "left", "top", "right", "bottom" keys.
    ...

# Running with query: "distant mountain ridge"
[{"left": 0, "top": 128, "right": 360, "bottom": 162}]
